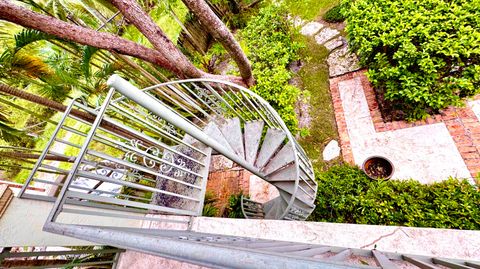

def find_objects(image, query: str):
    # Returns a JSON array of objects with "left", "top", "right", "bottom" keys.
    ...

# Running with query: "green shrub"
[
  {"left": 323, "top": 5, "right": 345, "bottom": 23},
  {"left": 223, "top": 192, "right": 245, "bottom": 218},
  {"left": 345, "top": 0, "right": 480, "bottom": 120},
  {"left": 202, "top": 191, "right": 220, "bottom": 217},
  {"left": 241, "top": 5, "right": 303, "bottom": 131},
  {"left": 310, "top": 165, "right": 480, "bottom": 229}
]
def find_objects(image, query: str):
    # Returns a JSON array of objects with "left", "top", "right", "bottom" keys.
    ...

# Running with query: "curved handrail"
[{"left": 113, "top": 77, "right": 316, "bottom": 220}]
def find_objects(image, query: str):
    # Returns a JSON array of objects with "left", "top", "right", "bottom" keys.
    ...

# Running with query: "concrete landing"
[{"left": 117, "top": 216, "right": 480, "bottom": 268}]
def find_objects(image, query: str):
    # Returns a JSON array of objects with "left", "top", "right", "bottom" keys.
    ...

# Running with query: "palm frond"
[
  {"left": 10, "top": 52, "right": 54, "bottom": 79},
  {"left": 81, "top": 46, "right": 99, "bottom": 77},
  {"left": 14, "top": 29, "right": 54, "bottom": 52},
  {"left": 0, "top": 121, "right": 25, "bottom": 143}
]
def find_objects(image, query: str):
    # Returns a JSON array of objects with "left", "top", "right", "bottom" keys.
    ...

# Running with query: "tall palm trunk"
[{"left": 0, "top": 83, "right": 66, "bottom": 112}]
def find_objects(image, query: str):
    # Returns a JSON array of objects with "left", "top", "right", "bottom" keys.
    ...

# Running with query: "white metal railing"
[{"left": 20, "top": 75, "right": 316, "bottom": 227}]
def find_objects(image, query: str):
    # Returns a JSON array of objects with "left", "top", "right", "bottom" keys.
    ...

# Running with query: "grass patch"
[
  {"left": 294, "top": 34, "right": 340, "bottom": 171},
  {"left": 284, "top": 0, "right": 340, "bottom": 20}
]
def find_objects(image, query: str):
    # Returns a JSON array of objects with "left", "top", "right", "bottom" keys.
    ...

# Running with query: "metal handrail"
[
  {"left": 21, "top": 74, "right": 316, "bottom": 225},
  {"left": 108, "top": 75, "right": 316, "bottom": 220}
]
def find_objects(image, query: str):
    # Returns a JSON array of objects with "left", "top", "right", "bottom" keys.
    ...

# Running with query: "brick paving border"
[{"left": 330, "top": 69, "right": 480, "bottom": 178}]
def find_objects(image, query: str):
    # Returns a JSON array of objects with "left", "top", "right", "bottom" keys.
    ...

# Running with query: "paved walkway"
[
  {"left": 296, "top": 17, "right": 480, "bottom": 183},
  {"left": 330, "top": 71, "right": 478, "bottom": 183}
]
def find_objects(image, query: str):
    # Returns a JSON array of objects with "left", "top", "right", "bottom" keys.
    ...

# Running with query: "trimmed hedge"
[
  {"left": 310, "top": 165, "right": 480, "bottom": 230},
  {"left": 345, "top": 0, "right": 480, "bottom": 120}
]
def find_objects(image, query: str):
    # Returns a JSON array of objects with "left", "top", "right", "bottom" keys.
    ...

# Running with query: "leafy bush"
[
  {"left": 323, "top": 5, "right": 345, "bottom": 23},
  {"left": 242, "top": 5, "right": 303, "bottom": 131},
  {"left": 202, "top": 191, "right": 220, "bottom": 217},
  {"left": 345, "top": 0, "right": 480, "bottom": 120},
  {"left": 223, "top": 192, "right": 245, "bottom": 218},
  {"left": 310, "top": 165, "right": 480, "bottom": 230}
]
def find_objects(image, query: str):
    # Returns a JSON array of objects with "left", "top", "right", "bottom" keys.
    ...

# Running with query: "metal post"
[
  {"left": 45, "top": 89, "right": 115, "bottom": 223},
  {"left": 107, "top": 75, "right": 267, "bottom": 180},
  {"left": 18, "top": 99, "right": 79, "bottom": 198}
]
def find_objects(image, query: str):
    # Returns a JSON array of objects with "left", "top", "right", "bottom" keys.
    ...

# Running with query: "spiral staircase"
[
  {"left": 16, "top": 75, "right": 480, "bottom": 268},
  {"left": 20, "top": 74, "right": 315, "bottom": 223}
]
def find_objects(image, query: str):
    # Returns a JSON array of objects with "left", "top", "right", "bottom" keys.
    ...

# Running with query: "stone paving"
[
  {"left": 297, "top": 17, "right": 480, "bottom": 182},
  {"left": 330, "top": 72, "right": 474, "bottom": 183}
]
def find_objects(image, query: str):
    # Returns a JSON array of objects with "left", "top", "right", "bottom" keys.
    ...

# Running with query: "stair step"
[
  {"left": 244, "top": 121, "right": 265, "bottom": 165},
  {"left": 245, "top": 210, "right": 265, "bottom": 216},
  {"left": 203, "top": 122, "right": 235, "bottom": 154},
  {"left": 262, "top": 142, "right": 294, "bottom": 175},
  {"left": 266, "top": 163, "right": 297, "bottom": 182},
  {"left": 372, "top": 250, "right": 398, "bottom": 269},
  {"left": 243, "top": 203, "right": 263, "bottom": 209},
  {"left": 279, "top": 189, "right": 314, "bottom": 209},
  {"left": 286, "top": 246, "right": 331, "bottom": 257},
  {"left": 264, "top": 196, "right": 288, "bottom": 219},
  {"left": 255, "top": 128, "right": 286, "bottom": 169},
  {"left": 218, "top": 117, "right": 245, "bottom": 160},
  {"left": 327, "top": 249, "right": 352, "bottom": 262}
]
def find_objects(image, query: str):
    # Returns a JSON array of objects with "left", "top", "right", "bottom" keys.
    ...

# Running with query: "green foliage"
[
  {"left": 223, "top": 192, "right": 245, "bottom": 218},
  {"left": 192, "top": 43, "right": 228, "bottom": 73},
  {"left": 310, "top": 165, "right": 480, "bottom": 230},
  {"left": 14, "top": 29, "right": 54, "bottom": 52},
  {"left": 242, "top": 5, "right": 303, "bottom": 131},
  {"left": 345, "top": 0, "right": 480, "bottom": 120},
  {"left": 202, "top": 191, "right": 220, "bottom": 217},
  {"left": 284, "top": 0, "right": 340, "bottom": 20},
  {"left": 323, "top": 5, "right": 345, "bottom": 23},
  {"left": 0, "top": 106, "right": 26, "bottom": 143}
]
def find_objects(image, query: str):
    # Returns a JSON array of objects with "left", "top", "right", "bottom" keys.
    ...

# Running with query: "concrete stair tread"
[
  {"left": 279, "top": 189, "right": 314, "bottom": 209},
  {"left": 264, "top": 197, "right": 287, "bottom": 219},
  {"left": 244, "top": 120, "right": 265, "bottom": 165},
  {"left": 218, "top": 117, "right": 245, "bottom": 160},
  {"left": 266, "top": 164, "right": 297, "bottom": 182},
  {"left": 255, "top": 128, "right": 286, "bottom": 169},
  {"left": 203, "top": 122, "right": 235, "bottom": 155},
  {"left": 262, "top": 142, "right": 294, "bottom": 175}
]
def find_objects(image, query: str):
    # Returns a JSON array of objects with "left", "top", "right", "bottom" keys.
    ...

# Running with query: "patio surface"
[{"left": 330, "top": 70, "right": 480, "bottom": 183}]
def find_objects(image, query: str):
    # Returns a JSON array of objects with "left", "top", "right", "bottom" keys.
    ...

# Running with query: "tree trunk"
[
  {"left": 0, "top": 0, "right": 248, "bottom": 86},
  {"left": 182, "top": 0, "right": 254, "bottom": 86},
  {"left": 0, "top": 83, "right": 67, "bottom": 113},
  {"left": 0, "top": 151, "right": 72, "bottom": 162},
  {"left": 109, "top": 0, "right": 204, "bottom": 79},
  {"left": 0, "top": 1, "right": 181, "bottom": 77}
]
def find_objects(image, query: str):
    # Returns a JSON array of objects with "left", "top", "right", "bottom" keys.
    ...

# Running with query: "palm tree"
[
  {"left": 0, "top": 0, "right": 254, "bottom": 85},
  {"left": 0, "top": 106, "right": 26, "bottom": 143}
]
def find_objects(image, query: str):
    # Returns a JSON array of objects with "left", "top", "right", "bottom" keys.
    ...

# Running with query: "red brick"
[
  {"left": 458, "top": 146, "right": 478, "bottom": 154},
  {"left": 464, "top": 159, "right": 480, "bottom": 167},
  {"left": 433, "top": 114, "right": 443, "bottom": 122},
  {"left": 426, "top": 117, "right": 436, "bottom": 124},
  {"left": 461, "top": 152, "right": 480, "bottom": 160}
]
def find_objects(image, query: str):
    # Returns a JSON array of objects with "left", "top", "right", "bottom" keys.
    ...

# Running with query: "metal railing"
[
  {"left": 21, "top": 75, "right": 316, "bottom": 222},
  {"left": 0, "top": 246, "right": 124, "bottom": 269},
  {"left": 106, "top": 75, "right": 317, "bottom": 220}
]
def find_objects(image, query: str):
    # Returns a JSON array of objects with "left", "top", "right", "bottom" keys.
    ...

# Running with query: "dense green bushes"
[
  {"left": 310, "top": 165, "right": 480, "bottom": 230},
  {"left": 345, "top": 0, "right": 480, "bottom": 120},
  {"left": 242, "top": 5, "right": 302, "bottom": 131},
  {"left": 323, "top": 5, "right": 345, "bottom": 23}
]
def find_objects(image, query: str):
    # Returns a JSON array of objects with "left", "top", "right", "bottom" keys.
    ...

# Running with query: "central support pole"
[{"left": 107, "top": 75, "right": 266, "bottom": 180}]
